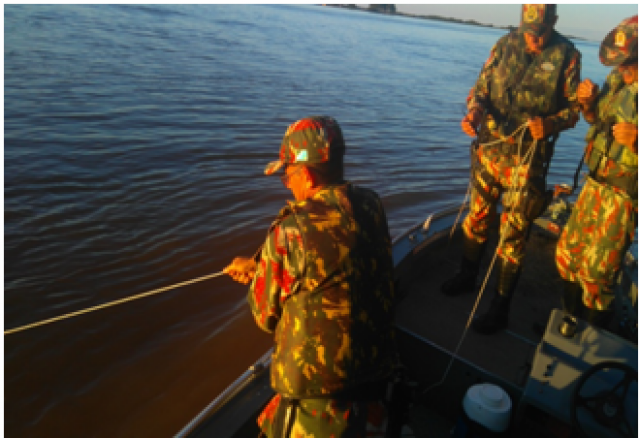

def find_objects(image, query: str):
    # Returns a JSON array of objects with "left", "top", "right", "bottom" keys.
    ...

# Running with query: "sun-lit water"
[{"left": 4, "top": 5, "right": 610, "bottom": 437}]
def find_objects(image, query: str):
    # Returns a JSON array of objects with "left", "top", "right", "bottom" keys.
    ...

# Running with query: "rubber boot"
[
  {"left": 441, "top": 236, "right": 487, "bottom": 296},
  {"left": 563, "top": 281, "right": 614, "bottom": 330},
  {"left": 580, "top": 303, "right": 614, "bottom": 331},
  {"left": 472, "top": 258, "right": 521, "bottom": 335},
  {"left": 533, "top": 280, "right": 582, "bottom": 337},
  {"left": 561, "top": 280, "right": 583, "bottom": 318}
]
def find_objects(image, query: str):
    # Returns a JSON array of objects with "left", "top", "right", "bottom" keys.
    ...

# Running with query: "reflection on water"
[{"left": 4, "top": 4, "right": 609, "bottom": 437}]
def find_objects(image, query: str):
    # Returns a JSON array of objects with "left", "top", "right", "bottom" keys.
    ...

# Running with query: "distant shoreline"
[{"left": 326, "top": 5, "right": 588, "bottom": 42}]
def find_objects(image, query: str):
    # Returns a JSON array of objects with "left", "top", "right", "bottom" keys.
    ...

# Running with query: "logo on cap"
[
  {"left": 615, "top": 30, "right": 627, "bottom": 48},
  {"left": 295, "top": 150, "right": 308, "bottom": 162},
  {"left": 524, "top": 5, "right": 538, "bottom": 23}
]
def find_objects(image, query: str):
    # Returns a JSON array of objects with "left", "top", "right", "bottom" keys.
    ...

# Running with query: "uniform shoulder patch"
[{"left": 541, "top": 62, "right": 555, "bottom": 72}]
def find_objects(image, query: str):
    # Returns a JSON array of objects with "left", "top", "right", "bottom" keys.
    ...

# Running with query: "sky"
[{"left": 395, "top": 4, "right": 639, "bottom": 42}]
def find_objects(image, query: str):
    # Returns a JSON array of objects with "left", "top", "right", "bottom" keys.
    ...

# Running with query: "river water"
[{"left": 4, "top": 5, "right": 610, "bottom": 437}]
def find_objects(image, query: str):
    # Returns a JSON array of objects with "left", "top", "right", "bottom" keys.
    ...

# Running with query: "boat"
[{"left": 177, "top": 194, "right": 638, "bottom": 438}]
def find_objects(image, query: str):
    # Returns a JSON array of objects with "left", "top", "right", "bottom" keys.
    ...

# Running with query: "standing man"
[
  {"left": 224, "top": 116, "right": 397, "bottom": 437},
  {"left": 556, "top": 16, "right": 637, "bottom": 329},
  {"left": 441, "top": 4, "right": 582, "bottom": 335}
]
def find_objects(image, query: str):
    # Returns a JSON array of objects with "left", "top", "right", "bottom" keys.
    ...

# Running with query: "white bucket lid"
[{"left": 462, "top": 383, "right": 512, "bottom": 433}]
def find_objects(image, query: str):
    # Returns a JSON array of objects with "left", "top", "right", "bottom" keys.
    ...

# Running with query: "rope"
[
  {"left": 5, "top": 270, "right": 225, "bottom": 335},
  {"left": 449, "top": 182, "right": 471, "bottom": 241},
  {"left": 423, "top": 121, "right": 537, "bottom": 395},
  {"left": 448, "top": 123, "right": 530, "bottom": 241}
]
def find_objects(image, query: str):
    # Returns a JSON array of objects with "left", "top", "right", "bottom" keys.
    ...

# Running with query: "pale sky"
[{"left": 395, "top": 4, "right": 639, "bottom": 41}]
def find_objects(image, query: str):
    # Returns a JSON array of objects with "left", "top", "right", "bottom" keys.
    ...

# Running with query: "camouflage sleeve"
[
  {"left": 466, "top": 37, "right": 504, "bottom": 112},
  {"left": 547, "top": 49, "right": 581, "bottom": 132},
  {"left": 628, "top": 87, "right": 638, "bottom": 126},
  {"left": 247, "top": 217, "right": 304, "bottom": 333},
  {"left": 585, "top": 70, "right": 621, "bottom": 125}
]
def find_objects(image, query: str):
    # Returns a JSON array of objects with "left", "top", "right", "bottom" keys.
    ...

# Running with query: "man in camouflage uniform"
[
  {"left": 441, "top": 4, "right": 582, "bottom": 335},
  {"left": 556, "top": 16, "right": 638, "bottom": 329},
  {"left": 224, "top": 116, "right": 396, "bottom": 437}
]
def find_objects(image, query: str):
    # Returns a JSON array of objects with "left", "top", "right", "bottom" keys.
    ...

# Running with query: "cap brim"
[
  {"left": 521, "top": 24, "right": 548, "bottom": 37},
  {"left": 264, "top": 160, "right": 284, "bottom": 175},
  {"left": 599, "top": 34, "right": 637, "bottom": 67}
]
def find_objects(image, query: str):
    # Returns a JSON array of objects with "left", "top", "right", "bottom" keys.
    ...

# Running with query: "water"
[{"left": 4, "top": 5, "right": 610, "bottom": 437}]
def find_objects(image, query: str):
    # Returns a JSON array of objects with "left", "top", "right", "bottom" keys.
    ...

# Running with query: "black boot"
[
  {"left": 441, "top": 237, "right": 487, "bottom": 296},
  {"left": 562, "top": 281, "right": 614, "bottom": 330},
  {"left": 561, "top": 280, "right": 583, "bottom": 318},
  {"left": 534, "top": 280, "right": 583, "bottom": 337},
  {"left": 579, "top": 302, "right": 614, "bottom": 330},
  {"left": 472, "top": 258, "right": 521, "bottom": 335}
]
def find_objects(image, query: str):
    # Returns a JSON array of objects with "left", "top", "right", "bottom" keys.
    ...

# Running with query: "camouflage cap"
[
  {"left": 520, "top": 4, "right": 557, "bottom": 37},
  {"left": 599, "top": 15, "right": 638, "bottom": 67},
  {"left": 264, "top": 116, "right": 345, "bottom": 175}
]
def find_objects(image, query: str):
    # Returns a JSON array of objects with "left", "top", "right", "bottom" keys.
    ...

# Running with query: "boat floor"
[
  {"left": 393, "top": 222, "right": 570, "bottom": 437},
  {"left": 395, "top": 223, "right": 563, "bottom": 389}
]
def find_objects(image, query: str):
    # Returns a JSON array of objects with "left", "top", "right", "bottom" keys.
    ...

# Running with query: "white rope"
[
  {"left": 424, "top": 122, "right": 538, "bottom": 395},
  {"left": 5, "top": 270, "right": 225, "bottom": 335},
  {"left": 449, "top": 181, "right": 471, "bottom": 241},
  {"left": 448, "top": 123, "right": 530, "bottom": 240}
]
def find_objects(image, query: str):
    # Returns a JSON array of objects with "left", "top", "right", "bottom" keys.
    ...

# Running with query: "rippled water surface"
[{"left": 5, "top": 5, "right": 609, "bottom": 437}]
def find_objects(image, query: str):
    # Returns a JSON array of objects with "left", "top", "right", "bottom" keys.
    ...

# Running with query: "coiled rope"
[
  {"left": 450, "top": 122, "right": 530, "bottom": 240},
  {"left": 425, "top": 121, "right": 537, "bottom": 395},
  {"left": 4, "top": 271, "right": 225, "bottom": 335}
]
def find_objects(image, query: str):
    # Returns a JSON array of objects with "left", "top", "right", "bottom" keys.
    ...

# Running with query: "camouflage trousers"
[
  {"left": 555, "top": 177, "right": 637, "bottom": 310},
  {"left": 257, "top": 393, "right": 388, "bottom": 438},
  {"left": 462, "top": 144, "right": 542, "bottom": 265}
]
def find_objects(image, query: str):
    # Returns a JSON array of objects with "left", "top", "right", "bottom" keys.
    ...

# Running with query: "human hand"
[
  {"left": 612, "top": 122, "right": 638, "bottom": 150},
  {"left": 577, "top": 79, "right": 599, "bottom": 108},
  {"left": 223, "top": 257, "right": 257, "bottom": 284},
  {"left": 461, "top": 108, "right": 482, "bottom": 138},
  {"left": 553, "top": 184, "right": 572, "bottom": 199},
  {"left": 528, "top": 117, "right": 554, "bottom": 140}
]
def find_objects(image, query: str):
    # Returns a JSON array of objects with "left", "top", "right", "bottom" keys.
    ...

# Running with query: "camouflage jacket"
[
  {"left": 248, "top": 183, "right": 396, "bottom": 399},
  {"left": 468, "top": 30, "right": 581, "bottom": 139},
  {"left": 584, "top": 70, "right": 638, "bottom": 202}
]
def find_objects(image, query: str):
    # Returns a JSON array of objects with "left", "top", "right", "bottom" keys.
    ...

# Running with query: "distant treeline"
[
  {"left": 329, "top": 4, "right": 396, "bottom": 14},
  {"left": 325, "top": 5, "right": 584, "bottom": 41}
]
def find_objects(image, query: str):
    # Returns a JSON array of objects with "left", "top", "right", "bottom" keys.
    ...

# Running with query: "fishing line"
[
  {"left": 5, "top": 270, "right": 226, "bottom": 335},
  {"left": 423, "top": 123, "right": 537, "bottom": 396},
  {"left": 6, "top": 243, "right": 265, "bottom": 336},
  {"left": 449, "top": 182, "right": 471, "bottom": 243}
]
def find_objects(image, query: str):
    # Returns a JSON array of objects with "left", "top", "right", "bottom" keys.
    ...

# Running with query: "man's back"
[{"left": 268, "top": 182, "right": 396, "bottom": 398}]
